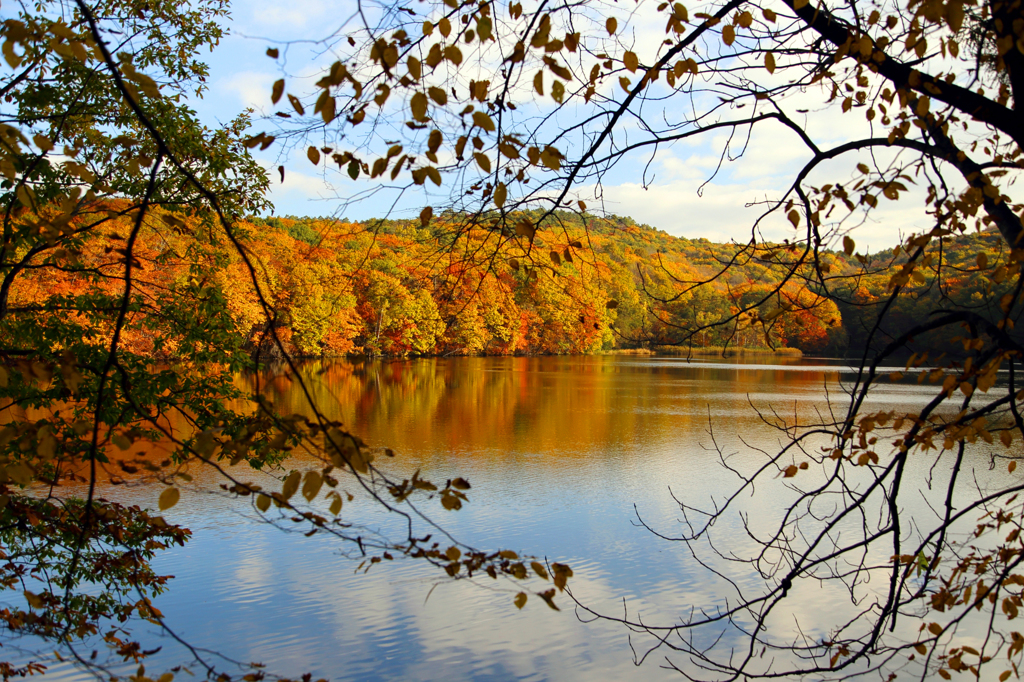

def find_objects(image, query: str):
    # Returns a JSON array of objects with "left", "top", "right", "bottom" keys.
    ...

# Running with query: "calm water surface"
[{"left": 40, "top": 356, "right": 1012, "bottom": 681}]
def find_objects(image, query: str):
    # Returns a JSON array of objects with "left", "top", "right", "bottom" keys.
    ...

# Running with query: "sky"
[{"left": 187, "top": 0, "right": 966, "bottom": 250}]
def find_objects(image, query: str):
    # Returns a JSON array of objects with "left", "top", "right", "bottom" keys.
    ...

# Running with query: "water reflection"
[{"left": 39, "top": 356, "right": 1012, "bottom": 681}]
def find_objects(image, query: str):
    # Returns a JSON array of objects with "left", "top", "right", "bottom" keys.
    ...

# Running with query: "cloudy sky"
[{"left": 189, "top": 0, "right": 947, "bottom": 250}]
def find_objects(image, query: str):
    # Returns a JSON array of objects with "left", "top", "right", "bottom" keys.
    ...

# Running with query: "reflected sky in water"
[{"left": 36, "top": 356, "right": 1015, "bottom": 681}]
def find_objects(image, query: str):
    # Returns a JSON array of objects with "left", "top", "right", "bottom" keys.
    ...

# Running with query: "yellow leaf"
[
  {"left": 977, "top": 252, "right": 989, "bottom": 269},
  {"left": 606, "top": 17, "right": 617, "bottom": 34},
  {"left": 282, "top": 470, "right": 301, "bottom": 500},
  {"left": 928, "top": 622, "right": 943, "bottom": 636},
  {"left": 302, "top": 470, "right": 323, "bottom": 501},
  {"left": 765, "top": 52, "right": 776, "bottom": 73},
  {"left": 428, "top": 86, "right": 447, "bottom": 105},
  {"left": 514, "top": 592, "right": 527, "bottom": 609},
  {"left": 329, "top": 493, "right": 342, "bottom": 515},
  {"left": 307, "top": 146, "right": 321, "bottom": 165},
  {"left": 407, "top": 56, "right": 421, "bottom": 80},
  {"left": 578, "top": 200, "right": 587, "bottom": 211},
  {"left": 410, "top": 91, "right": 429, "bottom": 122},
  {"left": 256, "top": 493, "right": 271, "bottom": 512},
  {"left": 787, "top": 209, "right": 800, "bottom": 227},
  {"left": 531, "top": 561, "right": 549, "bottom": 579},
  {"left": 472, "top": 111, "right": 496, "bottom": 132},
  {"left": 551, "top": 80, "right": 564, "bottom": 104},
  {"left": 722, "top": 25, "right": 735, "bottom": 45},
  {"left": 24, "top": 591, "right": 44, "bottom": 609},
  {"left": 623, "top": 51, "right": 639, "bottom": 72},
  {"left": 534, "top": 70, "right": 544, "bottom": 96},
  {"left": 493, "top": 182, "right": 507, "bottom": 208},
  {"left": 499, "top": 549, "right": 518, "bottom": 559},
  {"left": 438, "top": 18, "right": 451, "bottom": 37},
  {"left": 33, "top": 134, "right": 53, "bottom": 153},
  {"left": 619, "top": 76, "right": 631, "bottom": 92},
  {"left": 550, "top": 250, "right": 561, "bottom": 266},
  {"left": 474, "top": 152, "right": 491, "bottom": 173},
  {"left": 271, "top": 78, "right": 284, "bottom": 104},
  {"left": 159, "top": 487, "right": 180, "bottom": 511},
  {"left": 515, "top": 218, "right": 535, "bottom": 241}
]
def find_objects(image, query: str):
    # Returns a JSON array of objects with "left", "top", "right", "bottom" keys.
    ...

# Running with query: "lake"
[{"left": 38, "top": 355, "right": 1010, "bottom": 681}]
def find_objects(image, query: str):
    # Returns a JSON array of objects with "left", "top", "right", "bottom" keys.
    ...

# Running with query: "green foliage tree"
[{"left": 0, "top": 1, "right": 570, "bottom": 677}]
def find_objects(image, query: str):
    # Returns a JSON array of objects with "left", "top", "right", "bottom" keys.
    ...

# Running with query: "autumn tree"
[
  {"left": 0, "top": 1, "right": 572, "bottom": 677},
  {"left": 251, "top": 0, "right": 1024, "bottom": 675}
]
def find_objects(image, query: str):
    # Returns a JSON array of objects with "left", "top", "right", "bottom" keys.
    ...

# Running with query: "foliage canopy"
[{"left": 1, "top": 0, "right": 1024, "bottom": 675}]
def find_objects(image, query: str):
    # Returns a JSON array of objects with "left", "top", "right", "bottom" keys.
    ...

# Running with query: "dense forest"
[{"left": 15, "top": 203, "right": 1015, "bottom": 360}]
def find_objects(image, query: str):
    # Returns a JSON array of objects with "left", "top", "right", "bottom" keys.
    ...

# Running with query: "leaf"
[
  {"left": 266, "top": 48, "right": 279, "bottom": 58},
  {"left": 605, "top": 300, "right": 619, "bottom": 309},
  {"left": 764, "top": 52, "right": 776, "bottom": 73},
  {"left": 928, "top": 622, "right": 943, "bottom": 636},
  {"left": 474, "top": 152, "right": 491, "bottom": 173},
  {"left": 623, "top": 51, "right": 639, "bottom": 72},
  {"left": 24, "top": 591, "right": 44, "bottom": 609},
  {"left": 159, "top": 487, "right": 180, "bottom": 511},
  {"left": 410, "top": 91, "right": 429, "bottom": 122},
  {"left": 472, "top": 111, "right": 496, "bottom": 132},
  {"left": 606, "top": 17, "right": 617, "bottom": 34},
  {"left": 619, "top": 76, "right": 631, "bottom": 92},
  {"left": 329, "top": 493, "right": 343, "bottom": 515},
  {"left": 302, "top": 470, "right": 323, "bottom": 501},
  {"left": 282, "top": 470, "right": 301, "bottom": 500},
  {"left": 531, "top": 561, "right": 549, "bottom": 579},
  {"left": 256, "top": 494, "right": 271, "bottom": 512},
  {"left": 722, "top": 25, "right": 735, "bottom": 46},
  {"left": 515, "top": 218, "right": 535, "bottom": 241},
  {"left": 843, "top": 236, "right": 855, "bottom": 255},
  {"left": 538, "top": 588, "right": 560, "bottom": 610},
  {"left": 534, "top": 70, "right": 544, "bottom": 96},
  {"left": 33, "top": 134, "right": 52, "bottom": 153},
  {"left": 420, "top": 206, "right": 433, "bottom": 227},
  {"left": 428, "top": 86, "right": 447, "bottom": 105},
  {"left": 787, "top": 209, "right": 800, "bottom": 227},
  {"left": 977, "top": 252, "right": 989, "bottom": 269},
  {"left": 499, "top": 549, "right": 518, "bottom": 559},
  {"left": 549, "top": 250, "right": 562, "bottom": 266},
  {"left": 514, "top": 592, "right": 527, "bottom": 609},
  {"left": 307, "top": 146, "right": 321, "bottom": 165},
  {"left": 493, "top": 182, "right": 507, "bottom": 208},
  {"left": 271, "top": 78, "right": 284, "bottom": 104},
  {"left": 550, "top": 80, "right": 565, "bottom": 104}
]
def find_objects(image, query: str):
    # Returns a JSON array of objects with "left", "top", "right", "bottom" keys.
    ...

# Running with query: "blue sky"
[{"left": 187, "top": 0, "right": 944, "bottom": 248}]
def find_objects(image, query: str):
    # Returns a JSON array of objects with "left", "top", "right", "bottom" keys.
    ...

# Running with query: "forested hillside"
[{"left": 13, "top": 204, "right": 1015, "bottom": 359}]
